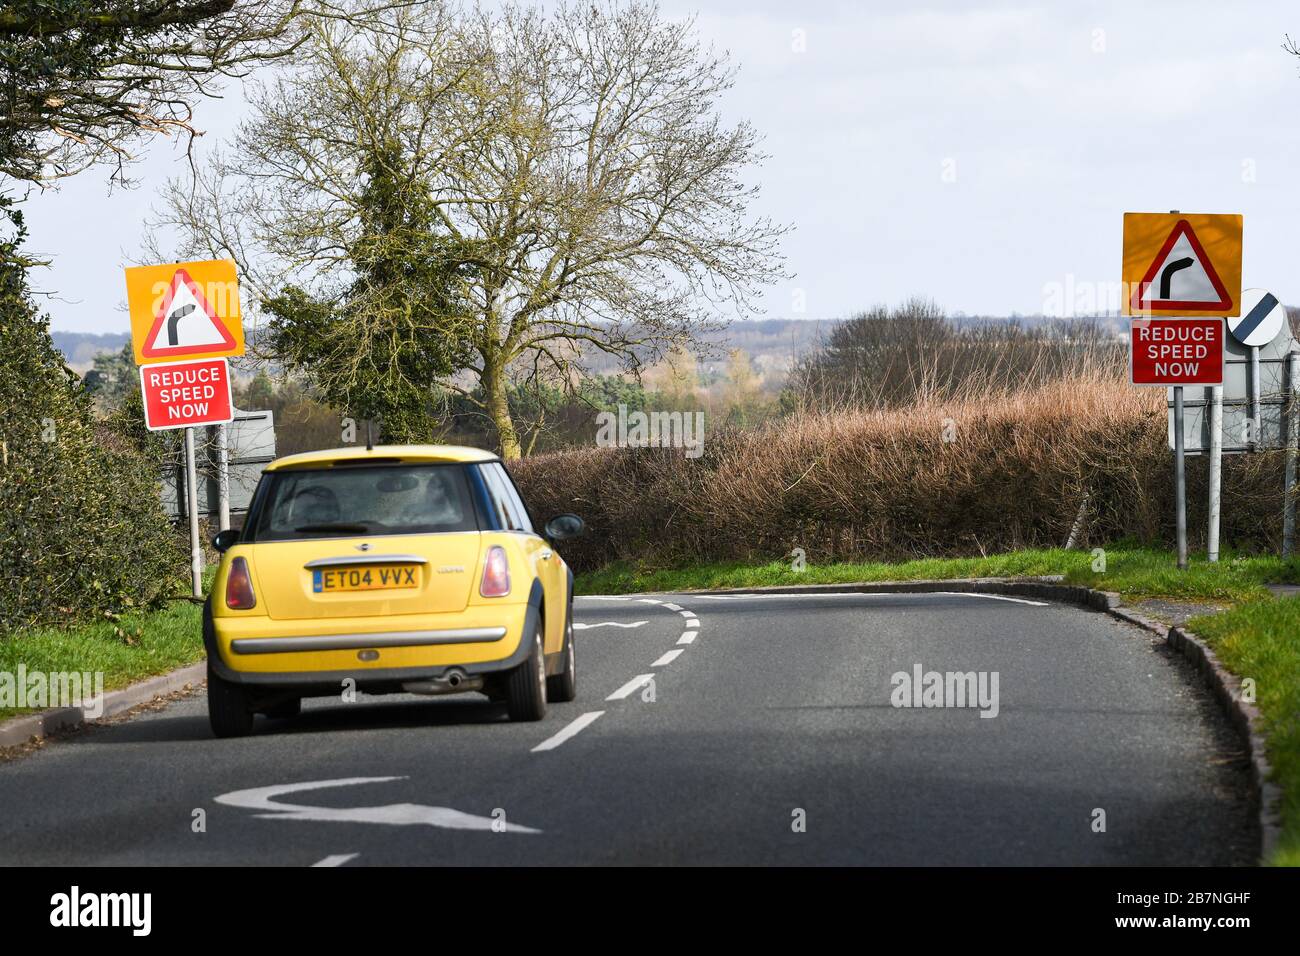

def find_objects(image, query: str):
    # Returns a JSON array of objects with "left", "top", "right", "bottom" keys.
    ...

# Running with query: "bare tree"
[
  {"left": 435, "top": 1, "right": 788, "bottom": 456},
  {"left": 146, "top": 3, "right": 485, "bottom": 435},
  {"left": 151, "top": 0, "right": 787, "bottom": 457}
]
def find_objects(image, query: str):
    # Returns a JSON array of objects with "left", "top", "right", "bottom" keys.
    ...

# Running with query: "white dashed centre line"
[
  {"left": 579, "top": 597, "right": 701, "bottom": 718},
  {"left": 532, "top": 711, "right": 605, "bottom": 752},
  {"left": 606, "top": 674, "right": 655, "bottom": 700},
  {"left": 311, "top": 853, "right": 360, "bottom": 867}
]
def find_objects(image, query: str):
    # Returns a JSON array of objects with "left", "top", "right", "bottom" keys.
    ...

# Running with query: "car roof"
[{"left": 265, "top": 444, "right": 499, "bottom": 472}]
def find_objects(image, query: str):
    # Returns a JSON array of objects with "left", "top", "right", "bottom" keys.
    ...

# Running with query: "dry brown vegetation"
[{"left": 511, "top": 365, "right": 1291, "bottom": 573}]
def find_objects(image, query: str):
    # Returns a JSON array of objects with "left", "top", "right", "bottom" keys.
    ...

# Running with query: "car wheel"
[
  {"left": 207, "top": 660, "right": 255, "bottom": 738},
  {"left": 546, "top": 602, "right": 577, "bottom": 703},
  {"left": 261, "top": 697, "right": 302, "bottom": 720},
  {"left": 505, "top": 620, "right": 547, "bottom": 722}
]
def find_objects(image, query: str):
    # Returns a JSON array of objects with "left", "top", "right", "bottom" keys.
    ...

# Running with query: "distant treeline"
[{"left": 787, "top": 299, "right": 1127, "bottom": 411}]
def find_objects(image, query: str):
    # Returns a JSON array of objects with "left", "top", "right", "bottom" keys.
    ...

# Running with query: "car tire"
[
  {"left": 207, "top": 660, "right": 255, "bottom": 738},
  {"left": 262, "top": 697, "right": 302, "bottom": 720},
  {"left": 546, "top": 602, "right": 577, "bottom": 703},
  {"left": 505, "top": 621, "right": 547, "bottom": 722}
]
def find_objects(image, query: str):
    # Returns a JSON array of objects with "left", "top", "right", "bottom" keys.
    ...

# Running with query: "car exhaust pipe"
[{"left": 402, "top": 668, "right": 483, "bottom": 696}]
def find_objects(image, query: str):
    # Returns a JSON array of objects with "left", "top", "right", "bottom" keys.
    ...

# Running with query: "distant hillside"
[
  {"left": 51, "top": 331, "right": 129, "bottom": 372},
  {"left": 703, "top": 317, "right": 835, "bottom": 378},
  {"left": 49, "top": 313, "right": 1163, "bottom": 386},
  {"left": 578, "top": 317, "right": 838, "bottom": 380},
  {"left": 49, "top": 320, "right": 837, "bottom": 381}
]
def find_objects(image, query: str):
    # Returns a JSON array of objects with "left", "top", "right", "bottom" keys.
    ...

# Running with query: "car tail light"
[
  {"left": 480, "top": 546, "right": 511, "bottom": 598},
  {"left": 226, "top": 557, "right": 257, "bottom": 610}
]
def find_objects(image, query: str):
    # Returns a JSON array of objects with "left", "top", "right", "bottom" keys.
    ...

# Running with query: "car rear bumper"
[
  {"left": 205, "top": 582, "right": 542, "bottom": 689},
  {"left": 228, "top": 626, "right": 509, "bottom": 655}
]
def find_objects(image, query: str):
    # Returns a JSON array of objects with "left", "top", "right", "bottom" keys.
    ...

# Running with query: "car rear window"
[
  {"left": 477, "top": 462, "right": 535, "bottom": 533},
  {"left": 247, "top": 463, "right": 479, "bottom": 541}
]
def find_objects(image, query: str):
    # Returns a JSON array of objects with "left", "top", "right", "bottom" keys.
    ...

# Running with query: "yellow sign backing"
[
  {"left": 1122, "top": 213, "right": 1242, "bottom": 318},
  {"left": 125, "top": 259, "right": 244, "bottom": 364}
]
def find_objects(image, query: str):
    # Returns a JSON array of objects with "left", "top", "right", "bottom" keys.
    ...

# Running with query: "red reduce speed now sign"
[
  {"left": 140, "top": 357, "right": 234, "bottom": 431},
  {"left": 1130, "top": 317, "right": 1224, "bottom": 386}
]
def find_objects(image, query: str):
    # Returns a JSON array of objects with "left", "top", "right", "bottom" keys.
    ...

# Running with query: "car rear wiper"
[{"left": 293, "top": 522, "right": 373, "bottom": 534}]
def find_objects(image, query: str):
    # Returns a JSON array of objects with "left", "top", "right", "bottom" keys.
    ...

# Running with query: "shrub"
[{"left": 0, "top": 248, "right": 185, "bottom": 633}]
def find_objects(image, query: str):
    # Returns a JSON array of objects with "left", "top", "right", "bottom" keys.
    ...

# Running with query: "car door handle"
[{"left": 539, "top": 550, "right": 553, "bottom": 560}]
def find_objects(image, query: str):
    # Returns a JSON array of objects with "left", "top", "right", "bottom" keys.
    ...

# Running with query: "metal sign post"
[
  {"left": 1285, "top": 352, "right": 1299, "bottom": 558},
  {"left": 183, "top": 427, "right": 203, "bottom": 597},
  {"left": 1208, "top": 385, "right": 1223, "bottom": 562},
  {"left": 215, "top": 422, "right": 231, "bottom": 532},
  {"left": 1173, "top": 386, "right": 1188, "bottom": 569},
  {"left": 1249, "top": 345, "right": 1261, "bottom": 450},
  {"left": 1224, "top": 288, "right": 1292, "bottom": 555}
]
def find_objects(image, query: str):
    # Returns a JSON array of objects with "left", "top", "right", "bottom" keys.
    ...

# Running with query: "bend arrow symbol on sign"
[
  {"left": 1159, "top": 257, "right": 1193, "bottom": 299},
  {"left": 214, "top": 777, "right": 542, "bottom": 833}
]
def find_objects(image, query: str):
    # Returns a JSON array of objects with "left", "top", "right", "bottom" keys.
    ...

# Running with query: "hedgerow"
[
  {"left": 511, "top": 373, "right": 1288, "bottom": 574},
  {"left": 0, "top": 219, "right": 184, "bottom": 633}
]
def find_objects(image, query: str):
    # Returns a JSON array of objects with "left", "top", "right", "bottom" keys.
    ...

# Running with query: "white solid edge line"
[
  {"left": 664, "top": 590, "right": 1050, "bottom": 606},
  {"left": 677, "top": 631, "right": 696, "bottom": 645},
  {"left": 311, "top": 853, "right": 360, "bottom": 867},
  {"left": 532, "top": 711, "right": 605, "bottom": 752},
  {"left": 652, "top": 648, "right": 684, "bottom": 667},
  {"left": 933, "top": 591, "right": 1049, "bottom": 606},
  {"left": 606, "top": 674, "right": 655, "bottom": 701},
  {"left": 684, "top": 592, "right": 895, "bottom": 599}
]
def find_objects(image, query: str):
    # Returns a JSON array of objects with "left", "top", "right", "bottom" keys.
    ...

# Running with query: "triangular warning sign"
[
  {"left": 1129, "top": 219, "right": 1232, "bottom": 313},
  {"left": 140, "top": 268, "right": 237, "bottom": 358}
]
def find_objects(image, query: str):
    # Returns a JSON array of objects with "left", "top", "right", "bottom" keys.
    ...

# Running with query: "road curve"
[{"left": 0, "top": 591, "right": 1257, "bottom": 865}]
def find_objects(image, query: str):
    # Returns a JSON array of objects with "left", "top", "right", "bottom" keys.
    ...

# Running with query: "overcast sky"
[{"left": 23, "top": 0, "right": 1300, "bottom": 334}]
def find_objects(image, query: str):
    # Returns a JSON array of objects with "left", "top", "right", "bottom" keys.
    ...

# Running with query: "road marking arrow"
[{"left": 215, "top": 777, "right": 541, "bottom": 832}]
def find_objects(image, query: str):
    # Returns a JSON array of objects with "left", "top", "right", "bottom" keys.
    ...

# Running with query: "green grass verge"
[
  {"left": 0, "top": 569, "right": 212, "bottom": 724},
  {"left": 1187, "top": 598, "right": 1300, "bottom": 866},
  {"left": 575, "top": 546, "right": 1300, "bottom": 602}
]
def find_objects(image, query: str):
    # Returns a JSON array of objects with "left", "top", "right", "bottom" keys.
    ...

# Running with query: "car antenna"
[{"left": 365, "top": 418, "right": 374, "bottom": 451}]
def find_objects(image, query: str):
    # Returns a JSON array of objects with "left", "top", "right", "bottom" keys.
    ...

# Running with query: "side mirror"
[
  {"left": 543, "top": 513, "right": 585, "bottom": 541},
  {"left": 212, "top": 528, "right": 241, "bottom": 553}
]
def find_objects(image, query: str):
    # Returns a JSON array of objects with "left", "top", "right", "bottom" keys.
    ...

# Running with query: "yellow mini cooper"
[{"left": 203, "top": 445, "right": 583, "bottom": 738}]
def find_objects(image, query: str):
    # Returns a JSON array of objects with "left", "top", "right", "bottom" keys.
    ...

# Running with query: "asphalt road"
[{"left": 0, "top": 591, "right": 1257, "bottom": 865}]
